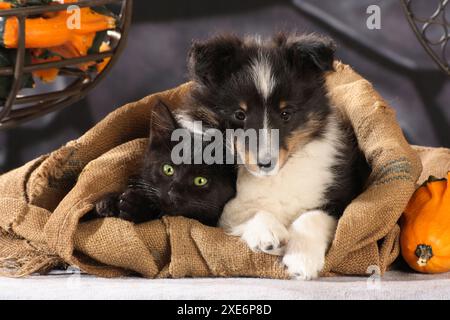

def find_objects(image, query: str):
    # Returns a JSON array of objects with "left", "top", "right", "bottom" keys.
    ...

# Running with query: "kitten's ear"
[
  {"left": 149, "top": 100, "right": 179, "bottom": 145},
  {"left": 279, "top": 33, "right": 336, "bottom": 73},
  {"left": 188, "top": 34, "right": 245, "bottom": 87}
]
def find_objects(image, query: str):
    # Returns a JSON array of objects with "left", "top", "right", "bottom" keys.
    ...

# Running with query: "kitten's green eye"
[
  {"left": 162, "top": 164, "right": 174, "bottom": 176},
  {"left": 194, "top": 176, "right": 208, "bottom": 187}
]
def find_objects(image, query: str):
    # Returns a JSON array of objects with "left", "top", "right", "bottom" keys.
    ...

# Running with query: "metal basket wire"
[
  {"left": 0, "top": 0, "right": 133, "bottom": 129},
  {"left": 401, "top": 0, "right": 449, "bottom": 75}
]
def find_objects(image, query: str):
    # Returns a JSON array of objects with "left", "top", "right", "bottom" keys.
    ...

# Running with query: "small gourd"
[{"left": 400, "top": 173, "right": 450, "bottom": 273}]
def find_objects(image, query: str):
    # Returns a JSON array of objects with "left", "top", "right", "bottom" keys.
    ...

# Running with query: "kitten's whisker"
[
  {"left": 189, "top": 200, "right": 220, "bottom": 211},
  {"left": 127, "top": 181, "right": 161, "bottom": 198}
]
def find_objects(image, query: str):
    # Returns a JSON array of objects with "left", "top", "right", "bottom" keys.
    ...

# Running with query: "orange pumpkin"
[{"left": 400, "top": 172, "right": 450, "bottom": 273}]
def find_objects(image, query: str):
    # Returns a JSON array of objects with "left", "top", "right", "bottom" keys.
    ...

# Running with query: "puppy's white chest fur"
[
  {"left": 219, "top": 118, "right": 343, "bottom": 280},
  {"left": 220, "top": 119, "right": 343, "bottom": 230}
]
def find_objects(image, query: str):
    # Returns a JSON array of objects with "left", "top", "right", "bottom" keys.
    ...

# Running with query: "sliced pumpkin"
[
  {"left": 0, "top": 1, "right": 116, "bottom": 86},
  {"left": 0, "top": 2, "right": 12, "bottom": 9},
  {"left": 1, "top": 7, "right": 116, "bottom": 48},
  {"left": 96, "top": 41, "right": 111, "bottom": 73},
  {"left": 31, "top": 49, "right": 61, "bottom": 83}
]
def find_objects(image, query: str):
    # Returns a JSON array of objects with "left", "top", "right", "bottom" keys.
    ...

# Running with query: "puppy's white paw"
[
  {"left": 282, "top": 239, "right": 325, "bottom": 280},
  {"left": 230, "top": 211, "right": 289, "bottom": 255},
  {"left": 282, "top": 210, "right": 337, "bottom": 280}
]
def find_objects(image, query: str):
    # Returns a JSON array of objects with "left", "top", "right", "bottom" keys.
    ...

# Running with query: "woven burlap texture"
[{"left": 2, "top": 62, "right": 444, "bottom": 279}]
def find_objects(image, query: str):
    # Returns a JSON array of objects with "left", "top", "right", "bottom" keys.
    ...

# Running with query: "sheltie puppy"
[{"left": 186, "top": 33, "right": 369, "bottom": 279}]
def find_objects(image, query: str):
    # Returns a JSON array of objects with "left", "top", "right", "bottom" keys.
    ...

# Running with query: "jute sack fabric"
[{"left": 0, "top": 61, "right": 442, "bottom": 279}]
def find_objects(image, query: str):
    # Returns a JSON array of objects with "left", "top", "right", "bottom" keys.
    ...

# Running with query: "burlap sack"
[{"left": 0, "top": 62, "right": 445, "bottom": 279}]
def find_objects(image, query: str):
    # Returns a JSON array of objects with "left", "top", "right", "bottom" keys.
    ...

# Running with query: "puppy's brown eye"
[
  {"left": 234, "top": 110, "right": 246, "bottom": 121},
  {"left": 280, "top": 111, "right": 291, "bottom": 122}
]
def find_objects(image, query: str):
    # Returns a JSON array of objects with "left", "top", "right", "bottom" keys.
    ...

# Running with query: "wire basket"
[
  {"left": 401, "top": 0, "right": 449, "bottom": 75},
  {"left": 0, "top": 0, "right": 132, "bottom": 129}
]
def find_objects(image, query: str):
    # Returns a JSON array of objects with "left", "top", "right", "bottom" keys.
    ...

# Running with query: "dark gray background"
[{"left": 0, "top": 0, "right": 449, "bottom": 173}]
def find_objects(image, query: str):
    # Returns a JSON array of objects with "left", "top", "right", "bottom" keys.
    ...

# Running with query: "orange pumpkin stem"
[{"left": 415, "top": 244, "right": 433, "bottom": 267}]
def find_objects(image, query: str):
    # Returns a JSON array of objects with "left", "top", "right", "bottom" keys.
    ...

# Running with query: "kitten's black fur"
[{"left": 91, "top": 101, "right": 237, "bottom": 226}]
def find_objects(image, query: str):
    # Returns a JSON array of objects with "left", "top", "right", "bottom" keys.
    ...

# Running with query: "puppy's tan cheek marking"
[
  {"left": 279, "top": 101, "right": 288, "bottom": 110},
  {"left": 278, "top": 147, "right": 289, "bottom": 168},
  {"left": 239, "top": 101, "right": 247, "bottom": 111},
  {"left": 242, "top": 150, "right": 260, "bottom": 173},
  {"left": 236, "top": 140, "right": 257, "bottom": 166},
  {"left": 286, "top": 118, "right": 323, "bottom": 154}
]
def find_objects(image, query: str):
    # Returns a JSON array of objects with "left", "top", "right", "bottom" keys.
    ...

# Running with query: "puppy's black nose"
[{"left": 257, "top": 161, "right": 272, "bottom": 169}]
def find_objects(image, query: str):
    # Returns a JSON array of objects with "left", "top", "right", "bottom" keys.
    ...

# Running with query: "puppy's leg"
[
  {"left": 282, "top": 210, "right": 337, "bottom": 280},
  {"left": 227, "top": 211, "right": 289, "bottom": 255}
]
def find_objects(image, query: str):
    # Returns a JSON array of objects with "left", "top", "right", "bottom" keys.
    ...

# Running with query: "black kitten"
[{"left": 92, "top": 101, "right": 237, "bottom": 226}]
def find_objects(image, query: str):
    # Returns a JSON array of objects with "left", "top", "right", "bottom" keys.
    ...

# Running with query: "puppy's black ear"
[
  {"left": 149, "top": 100, "right": 179, "bottom": 146},
  {"left": 188, "top": 35, "right": 245, "bottom": 87},
  {"left": 281, "top": 34, "right": 336, "bottom": 73}
]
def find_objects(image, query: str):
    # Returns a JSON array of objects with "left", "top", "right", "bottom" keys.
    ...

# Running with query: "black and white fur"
[{"left": 187, "top": 33, "right": 369, "bottom": 279}]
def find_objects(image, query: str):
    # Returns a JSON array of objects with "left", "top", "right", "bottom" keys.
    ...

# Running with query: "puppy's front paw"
[
  {"left": 282, "top": 240, "right": 325, "bottom": 280},
  {"left": 232, "top": 211, "right": 289, "bottom": 255},
  {"left": 282, "top": 210, "right": 337, "bottom": 280}
]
